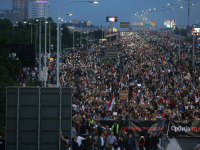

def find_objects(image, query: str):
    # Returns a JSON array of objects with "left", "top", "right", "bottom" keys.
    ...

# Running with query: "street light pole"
[
  {"left": 179, "top": 7, "right": 182, "bottom": 60},
  {"left": 49, "top": 21, "right": 51, "bottom": 54},
  {"left": 87, "top": 28, "right": 88, "bottom": 49},
  {"left": 39, "top": 19, "right": 41, "bottom": 81},
  {"left": 57, "top": 7, "right": 59, "bottom": 87},
  {"left": 35, "top": 25, "right": 38, "bottom": 65},
  {"left": 188, "top": 0, "right": 189, "bottom": 36},
  {"left": 170, "top": 9, "right": 172, "bottom": 49},
  {"left": 57, "top": 1, "right": 99, "bottom": 88},
  {"left": 193, "top": 33, "right": 195, "bottom": 69},
  {"left": 80, "top": 21, "right": 83, "bottom": 47},
  {"left": 44, "top": 6, "right": 47, "bottom": 87},
  {"left": 163, "top": 11, "right": 164, "bottom": 32},
  {"left": 73, "top": 22, "right": 74, "bottom": 52},
  {"left": 60, "top": 27, "right": 62, "bottom": 54}
]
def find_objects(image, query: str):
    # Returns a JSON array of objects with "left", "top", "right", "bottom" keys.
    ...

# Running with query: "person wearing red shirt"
[
  {"left": 171, "top": 99, "right": 176, "bottom": 109},
  {"left": 104, "top": 130, "right": 109, "bottom": 142},
  {"left": 159, "top": 97, "right": 164, "bottom": 103},
  {"left": 138, "top": 136, "right": 145, "bottom": 150}
]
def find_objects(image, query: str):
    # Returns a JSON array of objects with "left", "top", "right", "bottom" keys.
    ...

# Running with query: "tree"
[
  {"left": 174, "top": 28, "right": 187, "bottom": 37},
  {"left": 0, "top": 33, "right": 22, "bottom": 136},
  {"left": 0, "top": 18, "right": 73, "bottom": 52}
]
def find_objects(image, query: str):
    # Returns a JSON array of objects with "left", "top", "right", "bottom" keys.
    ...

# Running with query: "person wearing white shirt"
[
  {"left": 195, "top": 96, "right": 199, "bottom": 103},
  {"left": 76, "top": 136, "right": 85, "bottom": 147}
]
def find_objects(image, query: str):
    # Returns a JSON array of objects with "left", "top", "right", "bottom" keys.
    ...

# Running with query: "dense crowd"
[{"left": 20, "top": 31, "right": 200, "bottom": 150}]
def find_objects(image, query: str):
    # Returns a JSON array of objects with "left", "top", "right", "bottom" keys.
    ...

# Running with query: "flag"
[
  {"left": 141, "top": 99, "right": 145, "bottom": 105},
  {"left": 107, "top": 92, "right": 115, "bottom": 111}
]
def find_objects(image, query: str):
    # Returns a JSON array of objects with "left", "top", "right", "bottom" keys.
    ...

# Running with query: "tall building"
[
  {"left": 0, "top": 10, "right": 20, "bottom": 25},
  {"left": 0, "top": 12, "right": 5, "bottom": 19},
  {"left": 31, "top": 0, "right": 50, "bottom": 19},
  {"left": 5, "top": 10, "right": 20, "bottom": 25},
  {"left": 12, "top": 0, "right": 29, "bottom": 21}
]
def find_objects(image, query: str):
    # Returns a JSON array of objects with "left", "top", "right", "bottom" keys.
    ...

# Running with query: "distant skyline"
[{"left": 1, "top": 0, "right": 200, "bottom": 28}]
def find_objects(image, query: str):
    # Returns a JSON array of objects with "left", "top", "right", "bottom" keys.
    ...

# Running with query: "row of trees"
[
  {"left": 174, "top": 28, "right": 188, "bottom": 37},
  {"left": 0, "top": 18, "right": 98, "bottom": 53},
  {"left": 0, "top": 33, "right": 22, "bottom": 136},
  {"left": 0, "top": 18, "right": 101, "bottom": 136}
]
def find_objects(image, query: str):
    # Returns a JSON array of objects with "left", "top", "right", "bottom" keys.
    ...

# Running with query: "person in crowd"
[
  {"left": 124, "top": 133, "right": 136, "bottom": 150},
  {"left": 112, "top": 142, "right": 121, "bottom": 150},
  {"left": 72, "top": 136, "right": 79, "bottom": 150},
  {"left": 73, "top": 112, "right": 83, "bottom": 125},
  {"left": 160, "top": 131, "right": 170, "bottom": 150},
  {"left": 93, "top": 130, "right": 99, "bottom": 143},
  {"left": 195, "top": 144, "right": 200, "bottom": 150},
  {"left": 84, "top": 136, "right": 93, "bottom": 150},
  {"left": 72, "top": 124, "right": 77, "bottom": 141},
  {"left": 61, "top": 133, "right": 71, "bottom": 150},
  {"left": 79, "top": 122, "right": 86, "bottom": 137},
  {"left": 105, "top": 125, "right": 111, "bottom": 135},
  {"left": 97, "top": 123, "right": 103, "bottom": 137},
  {"left": 138, "top": 136, "right": 145, "bottom": 150},
  {"left": 97, "top": 132, "right": 106, "bottom": 150},
  {"left": 107, "top": 131, "right": 117, "bottom": 150},
  {"left": 111, "top": 122, "right": 119, "bottom": 136},
  {"left": 125, "top": 126, "right": 134, "bottom": 138},
  {"left": 117, "top": 129, "right": 125, "bottom": 150},
  {"left": 149, "top": 131, "right": 159, "bottom": 150},
  {"left": 77, "top": 135, "right": 85, "bottom": 147}
]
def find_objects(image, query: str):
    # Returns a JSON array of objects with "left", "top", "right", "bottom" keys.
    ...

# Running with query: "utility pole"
[
  {"left": 44, "top": 6, "right": 47, "bottom": 87},
  {"left": 39, "top": 19, "right": 41, "bottom": 81},
  {"left": 187, "top": 0, "right": 190, "bottom": 36},
  {"left": 73, "top": 22, "right": 74, "bottom": 52},
  {"left": 49, "top": 22, "right": 51, "bottom": 54}
]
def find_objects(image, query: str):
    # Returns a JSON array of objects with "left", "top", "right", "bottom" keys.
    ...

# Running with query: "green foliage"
[
  {"left": 184, "top": 37, "right": 193, "bottom": 43},
  {"left": 174, "top": 28, "right": 187, "bottom": 37},
  {"left": 137, "top": 32, "right": 149, "bottom": 41},
  {"left": 28, "top": 79, "right": 42, "bottom": 87},
  {"left": 0, "top": 33, "right": 22, "bottom": 137},
  {"left": 103, "top": 55, "right": 107, "bottom": 65},
  {"left": 0, "top": 18, "right": 74, "bottom": 52}
]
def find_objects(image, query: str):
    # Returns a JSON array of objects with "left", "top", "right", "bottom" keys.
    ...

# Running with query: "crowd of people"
[
  {"left": 20, "top": 30, "right": 200, "bottom": 150},
  {"left": 64, "top": 118, "right": 171, "bottom": 150}
]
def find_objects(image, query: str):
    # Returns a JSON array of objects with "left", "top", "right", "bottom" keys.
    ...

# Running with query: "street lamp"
[
  {"left": 48, "top": 13, "right": 73, "bottom": 54},
  {"left": 56, "top": 0, "right": 99, "bottom": 88},
  {"left": 191, "top": 1, "right": 200, "bottom": 27},
  {"left": 70, "top": 20, "right": 75, "bottom": 52},
  {"left": 80, "top": 20, "right": 84, "bottom": 47},
  {"left": 161, "top": 7, "right": 174, "bottom": 49},
  {"left": 168, "top": 3, "right": 183, "bottom": 60},
  {"left": 29, "top": 23, "right": 38, "bottom": 65},
  {"left": 178, "top": 0, "right": 200, "bottom": 36},
  {"left": 193, "top": 30, "right": 198, "bottom": 69}
]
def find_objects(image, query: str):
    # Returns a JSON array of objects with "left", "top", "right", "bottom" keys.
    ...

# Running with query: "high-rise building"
[
  {"left": 5, "top": 10, "right": 20, "bottom": 25},
  {"left": 31, "top": 0, "right": 50, "bottom": 19},
  {"left": 0, "top": 10, "right": 20, "bottom": 25},
  {"left": 0, "top": 12, "right": 5, "bottom": 19},
  {"left": 12, "top": 0, "right": 29, "bottom": 21}
]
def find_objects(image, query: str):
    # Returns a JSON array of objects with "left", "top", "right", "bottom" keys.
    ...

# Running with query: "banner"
[
  {"left": 129, "top": 120, "right": 166, "bottom": 137},
  {"left": 168, "top": 120, "right": 200, "bottom": 137},
  {"left": 118, "top": 90, "right": 129, "bottom": 100},
  {"left": 96, "top": 120, "right": 200, "bottom": 137},
  {"left": 96, "top": 120, "right": 166, "bottom": 137}
]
